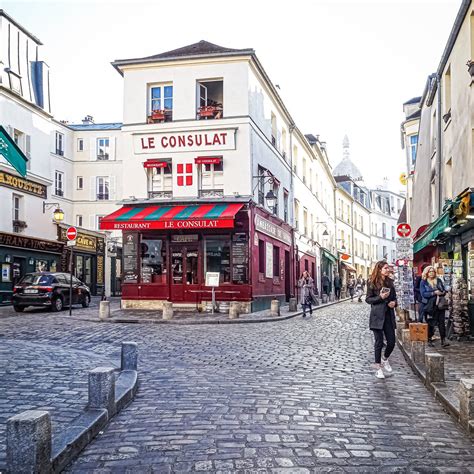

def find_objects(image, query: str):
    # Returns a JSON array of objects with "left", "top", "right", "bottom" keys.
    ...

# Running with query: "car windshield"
[{"left": 19, "top": 274, "right": 52, "bottom": 286}]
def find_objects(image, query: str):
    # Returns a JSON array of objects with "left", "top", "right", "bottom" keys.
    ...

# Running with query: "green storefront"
[{"left": 0, "top": 232, "right": 64, "bottom": 305}]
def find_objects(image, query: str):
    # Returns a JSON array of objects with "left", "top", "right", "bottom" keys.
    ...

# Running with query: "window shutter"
[
  {"left": 25, "top": 135, "right": 31, "bottom": 159},
  {"left": 109, "top": 176, "right": 116, "bottom": 200},
  {"left": 90, "top": 176, "right": 96, "bottom": 200}
]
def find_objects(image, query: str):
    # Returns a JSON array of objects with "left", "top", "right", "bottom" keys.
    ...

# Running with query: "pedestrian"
[
  {"left": 366, "top": 260, "right": 397, "bottom": 379},
  {"left": 347, "top": 276, "right": 355, "bottom": 301},
  {"left": 356, "top": 274, "right": 364, "bottom": 302},
  {"left": 420, "top": 266, "right": 450, "bottom": 348},
  {"left": 298, "top": 271, "right": 315, "bottom": 317},
  {"left": 334, "top": 273, "right": 342, "bottom": 300},
  {"left": 414, "top": 264, "right": 428, "bottom": 322},
  {"left": 322, "top": 272, "right": 330, "bottom": 297}
]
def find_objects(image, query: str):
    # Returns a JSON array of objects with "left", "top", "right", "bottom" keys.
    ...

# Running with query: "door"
[
  {"left": 284, "top": 250, "right": 291, "bottom": 301},
  {"left": 170, "top": 245, "right": 200, "bottom": 302},
  {"left": 170, "top": 247, "right": 184, "bottom": 301}
]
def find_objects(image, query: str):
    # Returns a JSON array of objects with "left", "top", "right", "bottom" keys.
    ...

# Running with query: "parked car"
[{"left": 12, "top": 272, "right": 91, "bottom": 312}]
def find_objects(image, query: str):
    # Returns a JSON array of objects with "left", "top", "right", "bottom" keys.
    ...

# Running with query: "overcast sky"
[{"left": 3, "top": 0, "right": 461, "bottom": 191}]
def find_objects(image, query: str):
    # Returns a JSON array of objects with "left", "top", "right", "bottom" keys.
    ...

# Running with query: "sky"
[{"left": 2, "top": 0, "right": 462, "bottom": 191}]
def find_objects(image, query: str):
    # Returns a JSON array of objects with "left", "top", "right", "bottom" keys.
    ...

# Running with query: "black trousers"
[
  {"left": 428, "top": 309, "right": 446, "bottom": 340},
  {"left": 372, "top": 314, "right": 396, "bottom": 364},
  {"left": 335, "top": 288, "right": 341, "bottom": 299}
]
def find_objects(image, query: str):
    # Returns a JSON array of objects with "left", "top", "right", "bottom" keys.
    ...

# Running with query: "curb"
[{"left": 96, "top": 297, "right": 353, "bottom": 325}]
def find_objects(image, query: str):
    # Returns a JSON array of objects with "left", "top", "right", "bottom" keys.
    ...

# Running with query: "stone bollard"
[
  {"left": 229, "top": 301, "right": 240, "bottom": 319},
  {"left": 162, "top": 301, "right": 173, "bottom": 320},
  {"left": 322, "top": 295, "right": 328, "bottom": 304},
  {"left": 7, "top": 410, "right": 52, "bottom": 473},
  {"left": 121, "top": 342, "right": 138, "bottom": 371},
  {"left": 99, "top": 300, "right": 110, "bottom": 320},
  {"left": 289, "top": 297, "right": 297, "bottom": 312},
  {"left": 459, "top": 378, "right": 474, "bottom": 430},
  {"left": 425, "top": 353, "right": 445, "bottom": 386},
  {"left": 411, "top": 340, "right": 426, "bottom": 366},
  {"left": 270, "top": 299, "right": 280, "bottom": 317},
  {"left": 88, "top": 367, "right": 116, "bottom": 416},
  {"left": 401, "top": 328, "right": 411, "bottom": 350},
  {"left": 396, "top": 321, "right": 406, "bottom": 341}
]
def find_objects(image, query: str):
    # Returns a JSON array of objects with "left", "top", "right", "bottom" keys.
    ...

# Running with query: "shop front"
[
  {"left": 99, "top": 200, "right": 294, "bottom": 311},
  {"left": 0, "top": 232, "right": 64, "bottom": 305},
  {"left": 57, "top": 226, "right": 106, "bottom": 296}
]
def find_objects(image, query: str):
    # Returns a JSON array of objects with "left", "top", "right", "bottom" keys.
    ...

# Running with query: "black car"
[{"left": 12, "top": 272, "right": 91, "bottom": 312}]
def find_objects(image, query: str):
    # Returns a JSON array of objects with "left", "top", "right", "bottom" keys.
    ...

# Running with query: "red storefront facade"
[{"left": 100, "top": 201, "right": 295, "bottom": 311}]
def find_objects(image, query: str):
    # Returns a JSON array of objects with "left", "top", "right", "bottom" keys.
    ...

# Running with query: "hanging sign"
[
  {"left": 0, "top": 126, "right": 28, "bottom": 177},
  {"left": 397, "top": 223, "right": 412, "bottom": 237}
]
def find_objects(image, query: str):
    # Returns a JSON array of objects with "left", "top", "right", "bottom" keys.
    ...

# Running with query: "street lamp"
[
  {"left": 264, "top": 189, "right": 277, "bottom": 209},
  {"left": 252, "top": 173, "right": 279, "bottom": 213},
  {"left": 43, "top": 202, "right": 64, "bottom": 223}
]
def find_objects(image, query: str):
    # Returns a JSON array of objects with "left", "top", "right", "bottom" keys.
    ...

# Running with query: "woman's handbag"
[
  {"left": 424, "top": 296, "right": 436, "bottom": 317},
  {"left": 436, "top": 295, "right": 449, "bottom": 310}
]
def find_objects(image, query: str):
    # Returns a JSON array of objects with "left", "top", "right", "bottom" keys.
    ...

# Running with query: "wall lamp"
[{"left": 43, "top": 202, "right": 64, "bottom": 222}]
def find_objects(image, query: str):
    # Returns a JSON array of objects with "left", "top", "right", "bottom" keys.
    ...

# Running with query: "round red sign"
[
  {"left": 66, "top": 226, "right": 77, "bottom": 241},
  {"left": 397, "top": 223, "right": 412, "bottom": 237}
]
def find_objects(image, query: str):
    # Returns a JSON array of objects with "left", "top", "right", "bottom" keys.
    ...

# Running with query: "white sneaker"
[
  {"left": 382, "top": 358, "right": 392, "bottom": 373},
  {"left": 375, "top": 368, "right": 385, "bottom": 379}
]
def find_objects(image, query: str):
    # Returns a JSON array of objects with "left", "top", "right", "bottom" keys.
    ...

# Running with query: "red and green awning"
[{"left": 99, "top": 203, "right": 244, "bottom": 230}]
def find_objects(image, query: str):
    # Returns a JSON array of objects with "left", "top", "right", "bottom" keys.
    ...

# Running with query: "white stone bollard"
[
  {"left": 229, "top": 301, "right": 240, "bottom": 319},
  {"left": 162, "top": 301, "right": 173, "bottom": 320},
  {"left": 88, "top": 367, "right": 116, "bottom": 416},
  {"left": 289, "top": 298, "right": 297, "bottom": 312},
  {"left": 99, "top": 300, "right": 110, "bottom": 320},
  {"left": 459, "top": 378, "right": 474, "bottom": 430},
  {"left": 270, "top": 299, "right": 280, "bottom": 317}
]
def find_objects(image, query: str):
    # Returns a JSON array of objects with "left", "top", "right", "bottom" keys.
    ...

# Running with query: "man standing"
[
  {"left": 322, "top": 272, "right": 330, "bottom": 297},
  {"left": 334, "top": 273, "right": 342, "bottom": 300}
]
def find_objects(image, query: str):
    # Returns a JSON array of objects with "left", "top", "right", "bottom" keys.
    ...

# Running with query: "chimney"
[{"left": 82, "top": 115, "right": 94, "bottom": 124}]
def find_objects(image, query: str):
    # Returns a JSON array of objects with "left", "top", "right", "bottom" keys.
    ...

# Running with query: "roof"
[
  {"left": 406, "top": 109, "right": 421, "bottom": 121},
  {"left": 112, "top": 40, "right": 254, "bottom": 75},
  {"left": 305, "top": 134, "right": 319, "bottom": 145},
  {"left": 68, "top": 123, "right": 122, "bottom": 131},
  {"left": 403, "top": 96, "right": 422, "bottom": 106},
  {"left": 333, "top": 159, "right": 363, "bottom": 181},
  {"left": 0, "top": 10, "right": 43, "bottom": 45},
  {"left": 397, "top": 201, "right": 407, "bottom": 224}
]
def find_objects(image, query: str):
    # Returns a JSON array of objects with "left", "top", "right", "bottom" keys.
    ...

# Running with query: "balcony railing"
[
  {"left": 148, "top": 190, "right": 173, "bottom": 199},
  {"left": 55, "top": 189, "right": 64, "bottom": 197},
  {"left": 97, "top": 193, "right": 110, "bottom": 201},
  {"left": 55, "top": 149, "right": 64, "bottom": 156},
  {"left": 199, "top": 189, "right": 224, "bottom": 198},
  {"left": 97, "top": 153, "right": 109, "bottom": 161}
]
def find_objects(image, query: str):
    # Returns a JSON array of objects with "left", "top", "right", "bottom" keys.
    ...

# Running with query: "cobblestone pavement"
[{"left": 1, "top": 301, "right": 474, "bottom": 472}]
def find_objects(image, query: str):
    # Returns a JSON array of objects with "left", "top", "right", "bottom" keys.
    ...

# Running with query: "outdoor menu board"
[
  {"left": 232, "top": 233, "right": 248, "bottom": 284},
  {"left": 123, "top": 232, "right": 139, "bottom": 283}
]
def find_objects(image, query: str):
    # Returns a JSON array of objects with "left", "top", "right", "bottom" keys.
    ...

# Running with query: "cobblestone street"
[{"left": 1, "top": 300, "right": 474, "bottom": 472}]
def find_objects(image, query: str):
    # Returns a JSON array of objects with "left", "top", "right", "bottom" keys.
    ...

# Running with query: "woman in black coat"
[{"left": 365, "top": 261, "right": 397, "bottom": 379}]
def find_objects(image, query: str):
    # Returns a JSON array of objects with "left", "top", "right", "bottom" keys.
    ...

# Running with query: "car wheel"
[
  {"left": 82, "top": 294, "right": 91, "bottom": 308},
  {"left": 13, "top": 305, "right": 24, "bottom": 313},
  {"left": 51, "top": 296, "right": 63, "bottom": 312}
]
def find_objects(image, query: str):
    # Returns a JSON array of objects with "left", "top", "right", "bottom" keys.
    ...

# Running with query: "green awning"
[
  {"left": 0, "top": 126, "right": 28, "bottom": 177},
  {"left": 321, "top": 248, "right": 337, "bottom": 265},
  {"left": 413, "top": 212, "right": 449, "bottom": 254}
]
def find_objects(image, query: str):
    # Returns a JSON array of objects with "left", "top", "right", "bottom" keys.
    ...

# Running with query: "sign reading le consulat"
[{"left": 0, "top": 170, "right": 47, "bottom": 198}]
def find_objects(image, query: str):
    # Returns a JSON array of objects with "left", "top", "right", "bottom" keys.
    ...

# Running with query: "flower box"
[
  {"left": 199, "top": 106, "right": 217, "bottom": 118},
  {"left": 149, "top": 110, "right": 165, "bottom": 121}
]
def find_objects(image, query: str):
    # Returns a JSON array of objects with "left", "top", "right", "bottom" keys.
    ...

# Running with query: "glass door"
[
  {"left": 170, "top": 247, "right": 184, "bottom": 301},
  {"left": 170, "top": 245, "right": 200, "bottom": 302}
]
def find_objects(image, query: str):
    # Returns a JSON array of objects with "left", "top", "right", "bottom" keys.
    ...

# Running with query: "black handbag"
[{"left": 424, "top": 296, "right": 436, "bottom": 316}]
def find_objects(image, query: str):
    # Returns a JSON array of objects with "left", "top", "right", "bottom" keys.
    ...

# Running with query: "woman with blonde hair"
[
  {"left": 420, "top": 266, "right": 449, "bottom": 347},
  {"left": 365, "top": 261, "right": 397, "bottom": 379}
]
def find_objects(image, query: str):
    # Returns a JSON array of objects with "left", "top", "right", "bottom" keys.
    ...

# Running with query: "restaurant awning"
[
  {"left": 321, "top": 248, "right": 337, "bottom": 265},
  {"left": 413, "top": 211, "right": 450, "bottom": 254},
  {"left": 342, "top": 262, "right": 357, "bottom": 273},
  {"left": 99, "top": 203, "right": 244, "bottom": 231}
]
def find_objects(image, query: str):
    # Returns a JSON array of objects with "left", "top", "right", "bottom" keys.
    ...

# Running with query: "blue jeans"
[{"left": 418, "top": 303, "right": 425, "bottom": 322}]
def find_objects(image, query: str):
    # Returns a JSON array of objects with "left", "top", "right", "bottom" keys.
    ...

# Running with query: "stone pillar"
[
  {"left": 99, "top": 300, "right": 110, "bottom": 320},
  {"left": 88, "top": 367, "right": 116, "bottom": 416},
  {"left": 162, "top": 301, "right": 173, "bottom": 320},
  {"left": 270, "top": 300, "right": 280, "bottom": 317},
  {"left": 459, "top": 378, "right": 474, "bottom": 430},
  {"left": 7, "top": 410, "right": 52, "bottom": 473},
  {"left": 396, "top": 322, "right": 406, "bottom": 341},
  {"left": 289, "top": 298, "right": 297, "bottom": 312},
  {"left": 228, "top": 302, "right": 240, "bottom": 319},
  {"left": 121, "top": 342, "right": 138, "bottom": 371},
  {"left": 401, "top": 328, "right": 411, "bottom": 349},
  {"left": 411, "top": 341, "right": 426, "bottom": 366},
  {"left": 425, "top": 353, "right": 445, "bottom": 386}
]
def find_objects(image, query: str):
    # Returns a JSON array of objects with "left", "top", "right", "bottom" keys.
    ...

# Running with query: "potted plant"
[
  {"left": 199, "top": 105, "right": 216, "bottom": 118},
  {"left": 467, "top": 60, "right": 474, "bottom": 78},
  {"left": 150, "top": 110, "right": 165, "bottom": 121}
]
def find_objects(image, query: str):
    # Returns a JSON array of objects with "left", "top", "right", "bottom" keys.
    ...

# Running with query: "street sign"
[
  {"left": 397, "top": 223, "right": 412, "bottom": 237},
  {"left": 66, "top": 226, "right": 77, "bottom": 241},
  {"left": 67, "top": 240, "right": 76, "bottom": 247}
]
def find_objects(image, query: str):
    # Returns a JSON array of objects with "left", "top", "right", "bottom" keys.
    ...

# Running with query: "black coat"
[{"left": 365, "top": 281, "right": 397, "bottom": 330}]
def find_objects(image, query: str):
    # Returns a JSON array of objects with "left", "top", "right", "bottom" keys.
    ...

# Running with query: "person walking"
[
  {"left": 347, "top": 276, "right": 355, "bottom": 301},
  {"left": 420, "top": 266, "right": 449, "bottom": 347},
  {"left": 322, "top": 272, "right": 330, "bottom": 297},
  {"left": 356, "top": 274, "right": 364, "bottom": 302},
  {"left": 366, "top": 261, "right": 397, "bottom": 379},
  {"left": 414, "top": 264, "right": 428, "bottom": 322},
  {"left": 298, "top": 271, "right": 315, "bottom": 317},
  {"left": 334, "top": 273, "right": 342, "bottom": 300}
]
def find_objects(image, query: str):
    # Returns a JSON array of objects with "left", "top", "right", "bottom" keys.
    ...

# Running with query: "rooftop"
[{"left": 68, "top": 123, "right": 122, "bottom": 131}]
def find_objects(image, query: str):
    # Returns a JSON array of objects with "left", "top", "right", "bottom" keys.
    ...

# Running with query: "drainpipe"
[
  {"left": 436, "top": 74, "right": 443, "bottom": 215},
  {"left": 289, "top": 124, "right": 296, "bottom": 298}
]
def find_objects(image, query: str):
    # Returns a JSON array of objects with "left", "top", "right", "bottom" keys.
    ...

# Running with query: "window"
[
  {"left": 445, "top": 157, "right": 453, "bottom": 199},
  {"left": 148, "top": 162, "right": 172, "bottom": 198},
  {"left": 294, "top": 199, "right": 300, "bottom": 230},
  {"left": 96, "top": 215, "right": 105, "bottom": 230},
  {"left": 283, "top": 189, "right": 289, "bottom": 223},
  {"left": 55, "top": 132, "right": 64, "bottom": 156},
  {"left": 303, "top": 208, "right": 308, "bottom": 236},
  {"left": 197, "top": 80, "right": 223, "bottom": 119},
  {"left": 272, "top": 181, "right": 279, "bottom": 215},
  {"left": 55, "top": 171, "right": 64, "bottom": 196},
  {"left": 97, "top": 138, "right": 110, "bottom": 160},
  {"left": 391, "top": 226, "right": 395, "bottom": 240},
  {"left": 77, "top": 139, "right": 84, "bottom": 152},
  {"left": 281, "top": 129, "right": 287, "bottom": 160},
  {"left": 205, "top": 237, "right": 231, "bottom": 283},
  {"left": 271, "top": 113, "right": 277, "bottom": 146},
  {"left": 12, "top": 195, "right": 21, "bottom": 221},
  {"left": 150, "top": 84, "right": 173, "bottom": 121},
  {"left": 96, "top": 176, "right": 110, "bottom": 200},
  {"left": 77, "top": 176, "right": 83, "bottom": 190},
  {"left": 141, "top": 238, "right": 167, "bottom": 284},
  {"left": 444, "top": 66, "right": 452, "bottom": 117},
  {"left": 382, "top": 223, "right": 386, "bottom": 238},
  {"left": 292, "top": 145, "right": 298, "bottom": 173},
  {"left": 258, "top": 239, "right": 265, "bottom": 274},
  {"left": 76, "top": 215, "right": 83, "bottom": 227},
  {"left": 198, "top": 159, "right": 223, "bottom": 197},
  {"left": 273, "top": 246, "right": 280, "bottom": 278},
  {"left": 257, "top": 165, "right": 265, "bottom": 206},
  {"left": 383, "top": 246, "right": 387, "bottom": 259},
  {"left": 409, "top": 135, "right": 418, "bottom": 167},
  {"left": 302, "top": 157, "right": 307, "bottom": 183}
]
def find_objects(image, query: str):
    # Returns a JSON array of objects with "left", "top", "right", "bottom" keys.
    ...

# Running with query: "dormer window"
[{"left": 148, "top": 84, "right": 173, "bottom": 123}]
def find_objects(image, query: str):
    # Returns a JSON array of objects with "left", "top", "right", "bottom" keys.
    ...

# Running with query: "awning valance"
[
  {"left": 413, "top": 211, "right": 449, "bottom": 254},
  {"left": 99, "top": 203, "right": 244, "bottom": 231},
  {"left": 321, "top": 248, "right": 337, "bottom": 264},
  {"left": 195, "top": 156, "right": 222, "bottom": 165},
  {"left": 143, "top": 159, "right": 169, "bottom": 169}
]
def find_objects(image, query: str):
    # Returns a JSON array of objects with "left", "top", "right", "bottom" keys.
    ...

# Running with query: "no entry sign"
[
  {"left": 66, "top": 226, "right": 77, "bottom": 241},
  {"left": 397, "top": 223, "right": 412, "bottom": 237}
]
